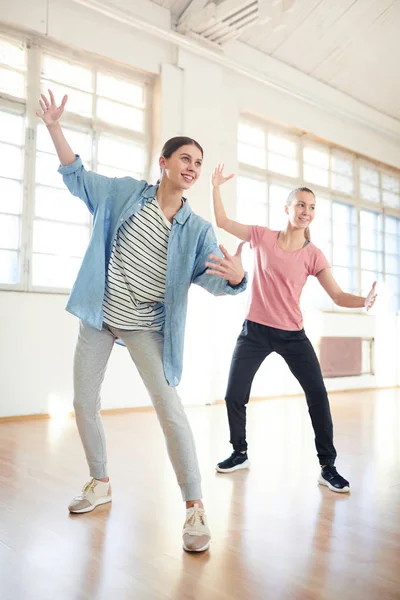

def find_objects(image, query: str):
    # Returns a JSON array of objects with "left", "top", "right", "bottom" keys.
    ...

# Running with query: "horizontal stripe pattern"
[{"left": 103, "top": 198, "right": 171, "bottom": 330}]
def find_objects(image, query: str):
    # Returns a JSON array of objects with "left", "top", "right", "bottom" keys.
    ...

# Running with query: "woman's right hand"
[
  {"left": 36, "top": 89, "right": 68, "bottom": 127},
  {"left": 365, "top": 281, "right": 377, "bottom": 311},
  {"left": 211, "top": 163, "right": 235, "bottom": 188}
]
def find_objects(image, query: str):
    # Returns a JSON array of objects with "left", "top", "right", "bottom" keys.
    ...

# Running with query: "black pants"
[{"left": 225, "top": 320, "right": 337, "bottom": 466}]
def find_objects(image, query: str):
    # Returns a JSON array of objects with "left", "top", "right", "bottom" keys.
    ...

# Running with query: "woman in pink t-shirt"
[{"left": 206, "top": 164, "right": 377, "bottom": 493}]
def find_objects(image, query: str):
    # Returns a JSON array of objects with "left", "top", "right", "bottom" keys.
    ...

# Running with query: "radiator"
[{"left": 319, "top": 337, "right": 373, "bottom": 378}]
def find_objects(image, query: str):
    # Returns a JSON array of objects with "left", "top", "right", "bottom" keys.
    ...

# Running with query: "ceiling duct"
[{"left": 177, "top": 0, "right": 296, "bottom": 46}]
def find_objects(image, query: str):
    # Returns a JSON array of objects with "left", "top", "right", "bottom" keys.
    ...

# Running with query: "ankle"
[
  {"left": 96, "top": 477, "right": 109, "bottom": 483},
  {"left": 186, "top": 499, "right": 204, "bottom": 509}
]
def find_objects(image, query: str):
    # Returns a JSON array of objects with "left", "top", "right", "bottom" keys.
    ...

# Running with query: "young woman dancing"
[
  {"left": 208, "top": 164, "right": 377, "bottom": 493},
  {"left": 37, "top": 92, "right": 247, "bottom": 551}
]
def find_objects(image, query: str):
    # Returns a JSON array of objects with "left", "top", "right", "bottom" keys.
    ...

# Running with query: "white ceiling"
[
  {"left": 107, "top": 0, "right": 400, "bottom": 121},
  {"left": 150, "top": 0, "right": 193, "bottom": 16},
  {"left": 238, "top": 0, "right": 400, "bottom": 121}
]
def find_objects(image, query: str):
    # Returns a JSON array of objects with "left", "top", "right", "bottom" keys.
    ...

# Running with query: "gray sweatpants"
[{"left": 73, "top": 321, "right": 202, "bottom": 501}]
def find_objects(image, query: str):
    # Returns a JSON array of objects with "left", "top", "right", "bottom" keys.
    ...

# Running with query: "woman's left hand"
[
  {"left": 211, "top": 163, "right": 235, "bottom": 188},
  {"left": 205, "top": 242, "right": 246, "bottom": 286},
  {"left": 365, "top": 281, "right": 377, "bottom": 311}
]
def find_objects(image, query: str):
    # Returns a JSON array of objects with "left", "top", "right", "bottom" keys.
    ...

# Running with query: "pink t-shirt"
[{"left": 247, "top": 226, "right": 330, "bottom": 331}]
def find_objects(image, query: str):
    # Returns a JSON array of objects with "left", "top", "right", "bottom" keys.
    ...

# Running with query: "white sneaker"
[
  {"left": 68, "top": 478, "right": 112, "bottom": 514},
  {"left": 182, "top": 504, "right": 211, "bottom": 552}
]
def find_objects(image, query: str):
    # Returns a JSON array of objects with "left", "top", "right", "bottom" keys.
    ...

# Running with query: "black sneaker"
[
  {"left": 216, "top": 451, "right": 250, "bottom": 473},
  {"left": 318, "top": 465, "right": 350, "bottom": 493}
]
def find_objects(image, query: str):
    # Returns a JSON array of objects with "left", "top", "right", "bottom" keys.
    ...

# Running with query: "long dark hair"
[
  {"left": 157, "top": 136, "right": 204, "bottom": 183},
  {"left": 286, "top": 186, "right": 315, "bottom": 241}
]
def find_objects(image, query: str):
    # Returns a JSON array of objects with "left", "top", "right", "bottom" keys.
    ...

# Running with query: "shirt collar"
[{"left": 142, "top": 184, "right": 192, "bottom": 225}]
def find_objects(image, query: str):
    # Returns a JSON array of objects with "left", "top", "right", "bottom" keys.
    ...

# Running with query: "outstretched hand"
[
  {"left": 205, "top": 241, "right": 246, "bottom": 286},
  {"left": 36, "top": 89, "right": 68, "bottom": 126},
  {"left": 365, "top": 281, "right": 377, "bottom": 311},
  {"left": 211, "top": 163, "right": 235, "bottom": 188}
]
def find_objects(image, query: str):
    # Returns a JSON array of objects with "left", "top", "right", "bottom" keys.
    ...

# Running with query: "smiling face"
[
  {"left": 285, "top": 190, "right": 316, "bottom": 231},
  {"left": 159, "top": 144, "right": 203, "bottom": 191}
]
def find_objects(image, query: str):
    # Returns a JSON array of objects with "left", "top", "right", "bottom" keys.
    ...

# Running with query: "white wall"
[{"left": 0, "top": 0, "right": 399, "bottom": 417}]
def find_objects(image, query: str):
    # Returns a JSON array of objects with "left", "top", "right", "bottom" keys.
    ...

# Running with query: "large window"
[
  {"left": 0, "top": 38, "right": 26, "bottom": 286},
  {"left": 238, "top": 118, "right": 400, "bottom": 312},
  {"left": 0, "top": 30, "right": 151, "bottom": 292},
  {"left": 360, "top": 209, "right": 383, "bottom": 297},
  {"left": 385, "top": 216, "right": 400, "bottom": 312},
  {"left": 332, "top": 202, "right": 357, "bottom": 295}
]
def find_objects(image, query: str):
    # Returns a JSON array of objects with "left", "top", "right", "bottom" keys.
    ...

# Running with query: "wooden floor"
[{"left": 1, "top": 389, "right": 400, "bottom": 600}]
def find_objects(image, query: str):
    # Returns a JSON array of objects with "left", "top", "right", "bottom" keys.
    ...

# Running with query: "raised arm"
[
  {"left": 36, "top": 89, "right": 75, "bottom": 166},
  {"left": 317, "top": 268, "right": 377, "bottom": 310},
  {"left": 212, "top": 164, "right": 250, "bottom": 242},
  {"left": 37, "top": 89, "right": 118, "bottom": 214}
]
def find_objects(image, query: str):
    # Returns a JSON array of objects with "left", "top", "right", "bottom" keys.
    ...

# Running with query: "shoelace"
[
  {"left": 185, "top": 505, "right": 205, "bottom": 528},
  {"left": 81, "top": 478, "right": 97, "bottom": 496}
]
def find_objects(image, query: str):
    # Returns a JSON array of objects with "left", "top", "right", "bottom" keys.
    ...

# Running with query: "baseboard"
[
  {"left": 0, "top": 412, "right": 57, "bottom": 423},
  {"left": 215, "top": 385, "right": 400, "bottom": 405},
  {"left": 0, "top": 405, "right": 155, "bottom": 423},
  {"left": 1, "top": 386, "right": 398, "bottom": 423}
]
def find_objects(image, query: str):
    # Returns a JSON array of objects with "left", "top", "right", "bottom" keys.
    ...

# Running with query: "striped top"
[{"left": 102, "top": 197, "right": 171, "bottom": 330}]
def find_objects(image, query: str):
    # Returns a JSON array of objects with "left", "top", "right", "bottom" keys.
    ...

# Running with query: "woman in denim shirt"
[{"left": 37, "top": 90, "right": 247, "bottom": 552}]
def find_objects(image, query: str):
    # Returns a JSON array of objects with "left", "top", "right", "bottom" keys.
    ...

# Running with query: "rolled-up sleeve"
[
  {"left": 192, "top": 225, "right": 247, "bottom": 296},
  {"left": 58, "top": 155, "right": 114, "bottom": 214}
]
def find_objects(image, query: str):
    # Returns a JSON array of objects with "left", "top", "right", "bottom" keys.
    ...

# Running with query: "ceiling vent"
[{"left": 177, "top": 0, "right": 296, "bottom": 46}]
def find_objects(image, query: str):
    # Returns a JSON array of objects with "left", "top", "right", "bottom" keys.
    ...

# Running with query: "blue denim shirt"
[{"left": 58, "top": 157, "right": 247, "bottom": 386}]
